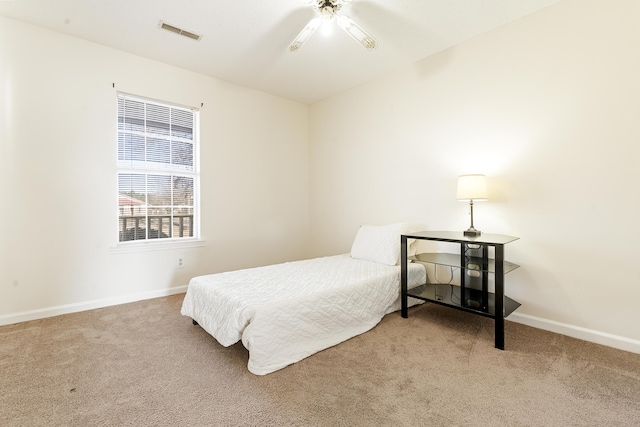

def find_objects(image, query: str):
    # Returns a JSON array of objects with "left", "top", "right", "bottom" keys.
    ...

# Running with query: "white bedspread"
[{"left": 180, "top": 254, "right": 425, "bottom": 375}]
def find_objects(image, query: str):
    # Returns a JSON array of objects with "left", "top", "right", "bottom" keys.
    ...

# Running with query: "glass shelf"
[
  {"left": 407, "top": 283, "right": 522, "bottom": 318},
  {"left": 404, "top": 231, "right": 519, "bottom": 245},
  {"left": 409, "top": 252, "right": 520, "bottom": 274}
]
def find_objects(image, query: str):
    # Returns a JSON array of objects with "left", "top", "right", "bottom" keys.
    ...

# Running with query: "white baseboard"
[
  {"left": 509, "top": 312, "right": 640, "bottom": 355},
  {"left": 3, "top": 292, "right": 639, "bottom": 356},
  {"left": 0, "top": 285, "right": 188, "bottom": 327}
]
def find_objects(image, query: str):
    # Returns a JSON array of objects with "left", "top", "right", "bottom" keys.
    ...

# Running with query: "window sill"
[{"left": 110, "top": 239, "right": 206, "bottom": 254}]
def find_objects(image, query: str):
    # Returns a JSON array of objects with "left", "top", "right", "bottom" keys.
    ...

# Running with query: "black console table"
[{"left": 401, "top": 231, "right": 520, "bottom": 350}]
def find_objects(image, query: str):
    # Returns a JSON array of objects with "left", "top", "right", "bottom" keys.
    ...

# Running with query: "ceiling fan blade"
[
  {"left": 336, "top": 15, "right": 378, "bottom": 50},
  {"left": 289, "top": 18, "right": 321, "bottom": 52}
]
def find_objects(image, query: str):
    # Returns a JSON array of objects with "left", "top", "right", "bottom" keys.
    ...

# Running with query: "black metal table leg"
[
  {"left": 494, "top": 244, "right": 505, "bottom": 350},
  {"left": 401, "top": 236, "right": 408, "bottom": 318}
]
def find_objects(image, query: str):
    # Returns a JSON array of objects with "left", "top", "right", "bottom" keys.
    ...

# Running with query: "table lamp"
[{"left": 457, "top": 174, "right": 487, "bottom": 237}]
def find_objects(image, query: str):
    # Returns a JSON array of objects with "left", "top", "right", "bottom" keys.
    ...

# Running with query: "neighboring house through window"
[{"left": 117, "top": 93, "right": 200, "bottom": 243}]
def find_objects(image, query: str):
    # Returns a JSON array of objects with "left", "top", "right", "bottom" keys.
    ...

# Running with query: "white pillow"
[{"left": 350, "top": 223, "right": 411, "bottom": 265}]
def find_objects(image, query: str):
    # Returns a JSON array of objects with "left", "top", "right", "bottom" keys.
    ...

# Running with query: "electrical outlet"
[{"left": 176, "top": 257, "right": 185, "bottom": 269}]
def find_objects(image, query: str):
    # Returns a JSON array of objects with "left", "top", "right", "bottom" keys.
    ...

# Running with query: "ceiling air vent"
[{"left": 159, "top": 21, "right": 202, "bottom": 41}]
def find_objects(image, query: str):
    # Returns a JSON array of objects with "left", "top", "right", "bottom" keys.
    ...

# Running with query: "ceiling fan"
[{"left": 288, "top": 0, "right": 378, "bottom": 52}]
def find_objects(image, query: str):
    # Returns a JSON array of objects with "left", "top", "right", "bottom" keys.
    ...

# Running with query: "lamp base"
[{"left": 463, "top": 227, "right": 481, "bottom": 237}]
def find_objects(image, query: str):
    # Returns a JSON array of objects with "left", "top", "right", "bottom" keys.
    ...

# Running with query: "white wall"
[
  {"left": 0, "top": 16, "right": 310, "bottom": 321},
  {"left": 309, "top": 0, "right": 640, "bottom": 350}
]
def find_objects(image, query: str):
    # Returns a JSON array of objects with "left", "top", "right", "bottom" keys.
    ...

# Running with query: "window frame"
[{"left": 114, "top": 92, "right": 202, "bottom": 249}]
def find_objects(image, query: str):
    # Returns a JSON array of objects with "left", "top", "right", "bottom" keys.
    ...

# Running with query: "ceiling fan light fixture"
[
  {"left": 336, "top": 15, "right": 378, "bottom": 50},
  {"left": 289, "top": 0, "right": 376, "bottom": 52},
  {"left": 320, "top": 14, "right": 335, "bottom": 36}
]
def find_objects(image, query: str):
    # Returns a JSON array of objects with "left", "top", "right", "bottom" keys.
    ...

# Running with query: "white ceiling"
[{"left": 0, "top": 0, "right": 563, "bottom": 104}]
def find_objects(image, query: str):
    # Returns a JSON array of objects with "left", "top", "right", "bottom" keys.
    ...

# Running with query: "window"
[{"left": 117, "top": 93, "right": 199, "bottom": 243}]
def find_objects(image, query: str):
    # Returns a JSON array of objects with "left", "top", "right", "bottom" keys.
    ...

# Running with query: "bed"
[{"left": 180, "top": 223, "right": 425, "bottom": 375}]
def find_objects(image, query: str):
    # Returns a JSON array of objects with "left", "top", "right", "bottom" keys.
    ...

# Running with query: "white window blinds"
[{"left": 117, "top": 94, "right": 199, "bottom": 243}]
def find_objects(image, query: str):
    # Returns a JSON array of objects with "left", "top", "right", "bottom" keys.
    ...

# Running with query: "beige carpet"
[{"left": 1, "top": 294, "right": 639, "bottom": 426}]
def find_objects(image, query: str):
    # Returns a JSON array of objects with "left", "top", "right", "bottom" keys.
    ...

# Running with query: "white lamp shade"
[{"left": 457, "top": 174, "right": 488, "bottom": 201}]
